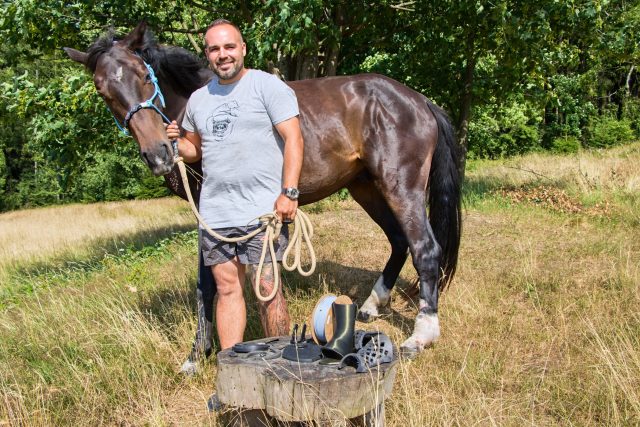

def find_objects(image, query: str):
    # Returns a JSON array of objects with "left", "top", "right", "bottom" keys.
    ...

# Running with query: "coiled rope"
[{"left": 175, "top": 157, "right": 316, "bottom": 302}]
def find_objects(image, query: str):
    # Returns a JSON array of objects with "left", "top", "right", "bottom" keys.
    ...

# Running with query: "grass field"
[{"left": 1, "top": 143, "right": 639, "bottom": 426}]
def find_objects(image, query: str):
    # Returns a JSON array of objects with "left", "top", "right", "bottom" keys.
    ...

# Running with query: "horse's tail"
[{"left": 426, "top": 101, "right": 462, "bottom": 290}]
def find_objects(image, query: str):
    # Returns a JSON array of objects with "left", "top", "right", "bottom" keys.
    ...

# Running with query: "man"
[{"left": 165, "top": 19, "right": 303, "bottom": 350}]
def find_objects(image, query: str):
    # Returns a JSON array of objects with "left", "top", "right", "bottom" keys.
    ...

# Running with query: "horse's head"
[{"left": 64, "top": 22, "right": 175, "bottom": 176}]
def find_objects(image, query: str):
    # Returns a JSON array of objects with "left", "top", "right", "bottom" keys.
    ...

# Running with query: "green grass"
[{"left": 1, "top": 144, "right": 639, "bottom": 426}]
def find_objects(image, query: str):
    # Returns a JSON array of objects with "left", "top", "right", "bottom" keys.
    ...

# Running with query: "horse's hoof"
[
  {"left": 399, "top": 345, "right": 420, "bottom": 360},
  {"left": 357, "top": 310, "right": 378, "bottom": 323},
  {"left": 399, "top": 338, "right": 428, "bottom": 359},
  {"left": 180, "top": 359, "right": 198, "bottom": 376}
]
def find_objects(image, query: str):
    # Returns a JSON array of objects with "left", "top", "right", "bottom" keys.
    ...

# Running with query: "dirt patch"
[{"left": 495, "top": 185, "right": 611, "bottom": 216}]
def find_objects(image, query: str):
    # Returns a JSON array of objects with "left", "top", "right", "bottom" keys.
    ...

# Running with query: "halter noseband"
[{"left": 109, "top": 59, "right": 172, "bottom": 136}]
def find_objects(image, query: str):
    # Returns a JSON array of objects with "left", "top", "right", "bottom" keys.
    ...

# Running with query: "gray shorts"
[{"left": 200, "top": 225, "right": 289, "bottom": 267}]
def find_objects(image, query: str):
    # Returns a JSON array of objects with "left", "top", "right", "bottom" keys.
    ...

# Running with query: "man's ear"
[{"left": 63, "top": 47, "right": 88, "bottom": 65}]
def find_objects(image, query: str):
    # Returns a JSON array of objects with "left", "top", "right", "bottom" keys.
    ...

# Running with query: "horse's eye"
[{"left": 145, "top": 74, "right": 152, "bottom": 83}]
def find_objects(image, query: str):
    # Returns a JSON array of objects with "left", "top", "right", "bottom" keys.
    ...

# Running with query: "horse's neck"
[
  {"left": 159, "top": 83, "right": 189, "bottom": 124},
  {"left": 159, "top": 74, "right": 210, "bottom": 202},
  {"left": 160, "top": 70, "right": 213, "bottom": 124}
]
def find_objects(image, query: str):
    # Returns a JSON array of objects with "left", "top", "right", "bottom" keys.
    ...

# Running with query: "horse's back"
[{"left": 289, "top": 74, "right": 438, "bottom": 202}]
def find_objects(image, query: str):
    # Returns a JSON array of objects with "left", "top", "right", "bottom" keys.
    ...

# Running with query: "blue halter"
[{"left": 110, "top": 60, "right": 172, "bottom": 136}]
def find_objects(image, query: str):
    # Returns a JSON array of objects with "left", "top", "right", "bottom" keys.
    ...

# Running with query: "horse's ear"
[
  {"left": 63, "top": 47, "right": 88, "bottom": 65},
  {"left": 121, "top": 21, "right": 148, "bottom": 51}
]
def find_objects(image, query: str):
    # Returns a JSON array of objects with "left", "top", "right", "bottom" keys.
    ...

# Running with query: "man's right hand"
[{"left": 165, "top": 120, "right": 181, "bottom": 140}]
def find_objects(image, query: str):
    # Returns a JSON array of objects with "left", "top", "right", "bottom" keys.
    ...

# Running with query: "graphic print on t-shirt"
[{"left": 206, "top": 100, "right": 239, "bottom": 141}]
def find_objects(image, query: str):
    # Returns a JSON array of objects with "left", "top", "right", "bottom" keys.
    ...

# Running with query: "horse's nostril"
[{"left": 141, "top": 151, "right": 151, "bottom": 166}]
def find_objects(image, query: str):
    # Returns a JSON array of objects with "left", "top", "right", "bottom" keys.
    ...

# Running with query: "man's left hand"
[{"left": 275, "top": 194, "right": 298, "bottom": 223}]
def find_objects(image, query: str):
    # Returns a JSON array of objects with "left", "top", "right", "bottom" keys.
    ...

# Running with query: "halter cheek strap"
[{"left": 109, "top": 60, "right": 172, "bottom": 136}]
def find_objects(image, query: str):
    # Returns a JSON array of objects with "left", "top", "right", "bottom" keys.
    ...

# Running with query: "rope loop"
[{"left": 176, "top": 158, "right": 316, "bottom": 302}]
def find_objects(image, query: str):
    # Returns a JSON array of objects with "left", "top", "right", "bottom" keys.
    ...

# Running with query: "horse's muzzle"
[{"left": 141, "top": 141, "right": 175, "bottom": 176}]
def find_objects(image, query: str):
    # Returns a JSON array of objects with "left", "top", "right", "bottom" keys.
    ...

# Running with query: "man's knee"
[
  {"left": 211, "top": 262, "right": 244, "bottom": 298},
  {"left": 217, "top": 282, "right": 242, "bottom": 298}
]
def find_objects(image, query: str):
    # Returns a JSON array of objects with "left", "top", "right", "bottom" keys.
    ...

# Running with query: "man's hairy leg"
[
  {"left": 211, "top": 258, "right": 246, "bottom": 349},
  {"left": 248, "top": 263, "right": 290, "bottom": 336}
]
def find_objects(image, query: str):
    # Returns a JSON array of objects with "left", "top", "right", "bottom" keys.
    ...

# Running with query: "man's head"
[{"left": 204, "top": 19, "right": 247, "bottom": 84}]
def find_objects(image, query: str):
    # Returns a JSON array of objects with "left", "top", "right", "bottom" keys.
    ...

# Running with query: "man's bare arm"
[
  {"left": 274, "top": 116, "right": 304, "bottom": 221},
  {"left": 165, "top": 120, "right": 202, "bottom": 163}
]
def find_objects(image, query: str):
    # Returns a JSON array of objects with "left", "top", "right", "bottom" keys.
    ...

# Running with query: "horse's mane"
[{"left": 86, "top": 29, "right": 210, "bottom": 98}]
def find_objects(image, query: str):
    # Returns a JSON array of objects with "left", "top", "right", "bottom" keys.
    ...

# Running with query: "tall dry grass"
[
  {"left": 0, "top": 198, "right": 194, "bottom": 282},
  {"left": 468, "top": 142, "right": 640, "bottom": 192},
  {"left": 1, "top": 144, "right": 639, "bottom": 426}
]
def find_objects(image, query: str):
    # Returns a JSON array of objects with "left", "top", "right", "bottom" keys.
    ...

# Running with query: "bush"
[
  {"left": 75, "top": 151, "right": 166, "bottom": 203},
  {"left": 468, "top": 100, "right": 541, "bottom": 159},
  {"left": 136, "top": 174, "right": 170, "bottom": 199},
  {"left": 622, "top": 97, "right": 640, "bottom": 137},
  {"left": 544, "top": 74, "right": 596, "bottom": 143},
  {"left": 550, "top": 136, "right": 581, "bottom": 154},
  {"left": 468, "top": 111, "right": 500, "bottom": 159},
  {"left": 587, "top": 117, "right": 635, "bottom": 148}
]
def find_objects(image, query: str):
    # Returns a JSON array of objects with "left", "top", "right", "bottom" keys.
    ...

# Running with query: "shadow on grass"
[
  {"left": 136, "top": 258, "right": 420, "bottom": 346},
  {"left": 462, "top": 175, "right": 505, "bottom": 207},
  {"left": 136, "top": 275, "right": 199, "bottom": 343}
]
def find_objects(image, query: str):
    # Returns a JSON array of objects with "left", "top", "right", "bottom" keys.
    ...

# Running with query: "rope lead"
[{"left": 176, "top": 157, "right": 316, "bottom": 302}]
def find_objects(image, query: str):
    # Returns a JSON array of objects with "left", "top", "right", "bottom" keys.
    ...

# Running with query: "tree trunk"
[
  {"left": 324, "top": 42, "right": 340, "bottom": 77},
  {"left": 296, "top": 52, "right": 319, "bottom": 80},
  {"left": 456, "top": 35, "right": 476, "bottom": 181},
  {"left": 323, "top": 3, "right": 344, "bottom": 77}
]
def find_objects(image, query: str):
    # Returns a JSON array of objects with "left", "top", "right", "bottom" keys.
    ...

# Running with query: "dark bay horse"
[{"left": 64, "top": 22, "right": 462, "bottom": 362}]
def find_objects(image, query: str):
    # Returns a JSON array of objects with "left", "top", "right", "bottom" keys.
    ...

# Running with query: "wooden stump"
[{"left": 216, "top": 336, "right": 398, "bottom": 426}]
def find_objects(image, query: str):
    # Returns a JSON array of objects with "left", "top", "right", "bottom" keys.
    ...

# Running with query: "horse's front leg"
[{"left": 247, "top": 263, "right": 290, "bottom": 336}]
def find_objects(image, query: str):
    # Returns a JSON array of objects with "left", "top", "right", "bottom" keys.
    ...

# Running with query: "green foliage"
[
  {"left": 544, "top": 74, "right": 597, "bottom": 143},
  {"left": 622, "top": 97, "right": 640, "bottom": 137},
  {"left": 468, "top": 99, "right": 542, "bottom": 159},
  {"left": 136, "top": 174, "right": 172, "bottom": 199},
  {"left": 76, "top": 151, "right": 169, "bottom": 203},
  {"left": 550, "top": 136, "right": 582, "bottom": 154},
  {"left": 250, "top": 0, "right": 336, "bottom": 60},
  {"left": 587, "top": 117, "right": 635, "bottom": 148},
  {"left": 359, "top": 52, "right": 396, "bottom": 76},
  {"left": 0, "top": 147, "right": 5, "bottom": 200}
]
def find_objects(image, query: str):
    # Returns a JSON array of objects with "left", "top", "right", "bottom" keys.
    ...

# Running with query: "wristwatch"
[{"left": 282, "top": 187, "right": 300, "bottom": 201}]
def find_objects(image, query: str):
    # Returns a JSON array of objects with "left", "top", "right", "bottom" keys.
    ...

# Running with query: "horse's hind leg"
[
  {"left": 376, "top": 183, "right": 442, "bottom": 357},
  {"left": 181, "top": 233, "right": 216, "bottom": 375},
  {"left": 347, "top": 175, "right": 409, "bottom": 322}
]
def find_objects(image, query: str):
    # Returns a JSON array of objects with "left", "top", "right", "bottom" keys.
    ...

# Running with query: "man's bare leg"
[
  {"left": 249, "top": 263, "right": 290, "bottom": 336},
  {"left": 211, "top": 258, "right": 247, "bottom": 349}
]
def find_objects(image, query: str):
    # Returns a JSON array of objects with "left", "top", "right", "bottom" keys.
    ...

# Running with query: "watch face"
[{"left": 284, "top": 187, "right": 299, "bottom": 199}]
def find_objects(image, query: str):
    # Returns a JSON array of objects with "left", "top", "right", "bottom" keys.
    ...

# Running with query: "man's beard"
[{"left": 211, "top": 59, "right": 243, "bottom": 81}]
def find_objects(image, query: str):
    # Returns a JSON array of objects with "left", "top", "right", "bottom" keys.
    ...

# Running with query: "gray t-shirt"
[{"left": 182, "top": 70, "right": 299, "bottom": 228}]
